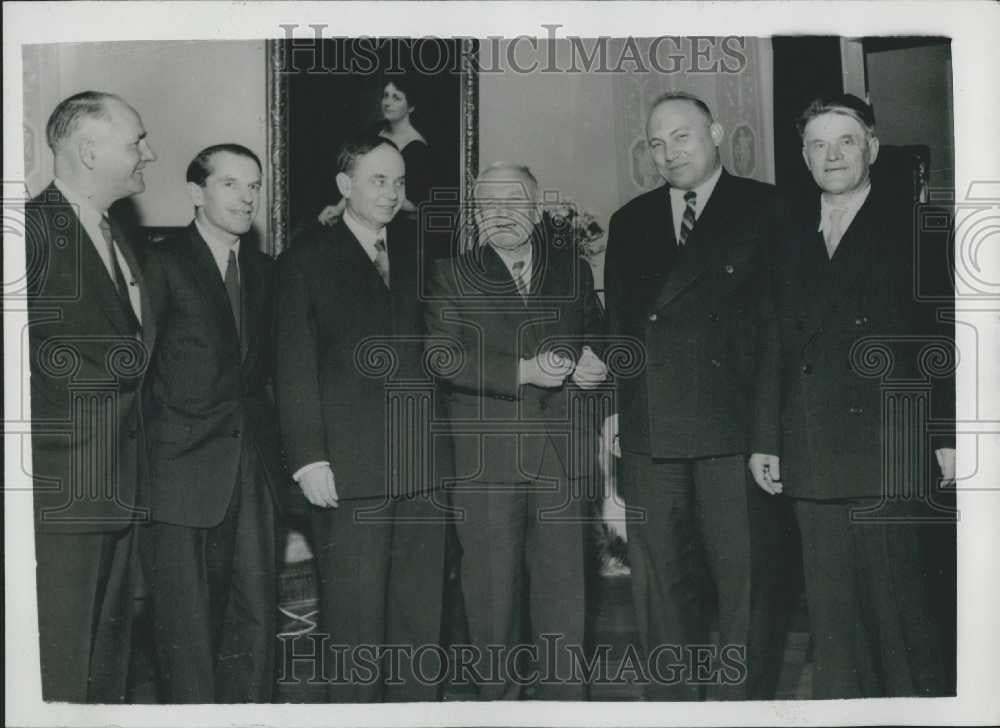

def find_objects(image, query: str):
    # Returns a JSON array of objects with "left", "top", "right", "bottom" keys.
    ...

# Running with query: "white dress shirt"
[
  {"left": 492, "top": 245, "right": 533, "bottom": 296},
  {"left": 195, "top": 218, "right": 241, "bottom": 280},
  {"left": 818, "top": 182, "right": 871, "bottom": 258},
  {"left": 54, "top": 177, "right": 142, "bottom": 323},
  {"left": 668, "top": 163, "right": 723, "bottom": 243}
]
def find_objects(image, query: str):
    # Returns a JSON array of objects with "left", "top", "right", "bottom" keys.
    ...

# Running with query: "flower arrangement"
[{"left": 544, "top": 203, "right": 607, "bottom": 258}]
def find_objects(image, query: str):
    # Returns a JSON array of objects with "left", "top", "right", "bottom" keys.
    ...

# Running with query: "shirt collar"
[
  {"left": 818, "top": 182, "right": 872, "bottom": 232},
  {"left": 195, "top": 218, "right": 241, "bottom": 275},
  {"left": 53, "top": 177, "right": 106, "bottom": 227},
  {"left": 343, "top": 208, "right": 387, "bottom": 261},
  {"left": 669, "top": 163, "right": 724, "bottom": 214}
]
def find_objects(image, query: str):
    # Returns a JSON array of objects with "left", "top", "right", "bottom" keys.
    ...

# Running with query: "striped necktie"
[
  {"left": 511, "top": 260, "right": 529, "bottom": 300},
  {"left": 677, "top": 190, "right": 697, "bottom": 246},
  {"left": 373, "top": 234, "right": 390, "bottom": 289},
  {"left": 224, "top": 249, "right": 242, "bottom": 343}
]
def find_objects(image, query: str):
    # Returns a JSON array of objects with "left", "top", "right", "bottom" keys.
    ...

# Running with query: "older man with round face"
[
  {"left": 755, "top": 94, "right": 955, "bottom": 698},
  {"left": 425, "top": 162, "right": 606, "bottom": 699},
  {"left": 26, "top": 90, "right": 156, "bottom": 702},
  {"left": 603, "top": 92, "right": 785, "bottom": 700}
]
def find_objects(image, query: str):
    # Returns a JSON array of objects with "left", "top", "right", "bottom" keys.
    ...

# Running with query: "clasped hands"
[{"left": 518, "top": 346, "right": 608, "bottom": 390}]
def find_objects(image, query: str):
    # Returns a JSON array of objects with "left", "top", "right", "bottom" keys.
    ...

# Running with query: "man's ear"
[
  {"left": 710, "top": 122, "right": 725, "bottom": 147},
  {"left": 186, "top": 181, "right": 205, "bottom": 208},
  {"left": 335, "top": 172, "right": 352, "bottom": 200},
  {"left": 867, "top": 135, "right": 880, "bottom": 165},
  {"left": 78, "top": 137, "right": 97, "bottom": 171}
]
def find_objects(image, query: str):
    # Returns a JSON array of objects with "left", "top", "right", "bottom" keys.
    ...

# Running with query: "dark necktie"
[
  {"left": 373, "top": 234, "right": 390, "bottom": 289},
  {"left": 677, "top": 190, "right": 697, "bottom": 246},
  {"left": 511, "top": 260, "right": 530, "bottom": 300},
  {"left": 224, "top": 249, "right": 242, "bottom": 342}
]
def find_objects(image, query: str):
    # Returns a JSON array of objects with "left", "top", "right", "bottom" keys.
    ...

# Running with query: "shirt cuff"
[{"left": 293, "top": 461, "right": 330, "bottom": 482}]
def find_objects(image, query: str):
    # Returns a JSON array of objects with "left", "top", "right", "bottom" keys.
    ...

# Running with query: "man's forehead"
[
  {"left": 804, "top": 111, "right": 867, "bottom": 138},
  {"left": 475, "top": 172, "right": 535, "bottom": 198},
  {"left": 208, "top": 152, "right": 261, "bottom": 180},
  {"left": 357, "top": 145, "right": 404, "bottom": 173}
]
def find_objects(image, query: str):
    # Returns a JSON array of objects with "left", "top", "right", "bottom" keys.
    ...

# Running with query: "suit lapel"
[
  {"left": 653, "top": 170, "right": 737, "bottom": 310},
  {"left": 185, "top": 224, "right": 242, "bottom": 357},
  {"left": 48, "top": 185, "right": 136, "bottom": 337}
]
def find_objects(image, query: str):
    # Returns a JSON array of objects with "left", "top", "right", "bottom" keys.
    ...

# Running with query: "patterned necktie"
[
  {"left": 511, "top": 260, "right": 530, "bottom": 300},
  {"left": 98, "top": 216, "right": 129, "bottom": 295},
  {"left": 677, "top": 190, "right": 697, "bottom": 246},
  {"left": 224, "top": 249, "right": 241, "bottom": 342},
  {"left": 824, "top": 207, "right": 847, "bottom": 259},
  {"left": 373, "top": 234, "right": 390, "bottom": 289}
]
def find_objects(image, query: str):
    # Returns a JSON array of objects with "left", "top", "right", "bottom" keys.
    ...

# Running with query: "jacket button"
[
  {"left": 801, "top": 363, "right": 813, "bottom": 374},
  {"left": 708, "top": 312, "right": 719, "bottom": 322},
  {"left": 855, "top": 316, "right": 870, "bottom": 327},
  {"left": 648, "top": 313, "right": 658, "bottom": 322},
  {"left": 231, "top": 428, "right": 241, "bottom": 438},
  {"left": 849, "top": 406, "right": 864, "bottom": 415},
  {"left": 724, "top": 264, "right": 735, "bottom": 274},
  {"left": 539, "top": 400, "right": 548, "bottom": 411},
  {"left": 710, "top": 358, "right": 721, "bottom": 368}
]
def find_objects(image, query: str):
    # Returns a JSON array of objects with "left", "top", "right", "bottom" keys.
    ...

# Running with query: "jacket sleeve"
[
  {"left": 273, "top": 250, "right": 329, "bottom": 472},
  {"left": 424, "top": 259, "right": 522, "bottom": 400}
]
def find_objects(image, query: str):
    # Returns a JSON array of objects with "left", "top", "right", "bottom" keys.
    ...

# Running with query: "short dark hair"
[
  {"left": 383, "top": 74, "right": 421, "bottom": 109},
  {"left": 45, "top": 90, "right": 123, "bottom": 150},
  {"left": 336, "top": 132, "right": 399, "bottom": 176},
  {"left": 649, "top": 91, "right": 715, "bottom": 124},
  {"left": 797, "top": 93, "right": 876, "bottom": 139},
  {"left": 186, "top": 144, "right": 262, "bottom": 186}
]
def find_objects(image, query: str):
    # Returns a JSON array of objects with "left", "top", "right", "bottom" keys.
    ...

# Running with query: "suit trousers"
[
  {"left": 793, "top": 497, "right": 950, "bottom": 698},
  {"left": 309, "top": 492, "right": 446, "bottom": 702},
  {"left": 620, "top": 452, "right": 782, "bottom": 700},
  {"left": 452, "top": 469, "right": 587, "bottom": 701},
  {"left": 140, "top": 446, "right": 277, "bottom": 703},
  {"left": 35, "top": 527, "right": 136, "bottom": 702}
]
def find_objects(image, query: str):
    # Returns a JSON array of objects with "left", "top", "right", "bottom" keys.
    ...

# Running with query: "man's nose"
[
  {"left": 825, "top": 142, "right": 842, "bottom": 160},
  {"left": 141, "top": 140, "right": 157, "bottom": 162}
]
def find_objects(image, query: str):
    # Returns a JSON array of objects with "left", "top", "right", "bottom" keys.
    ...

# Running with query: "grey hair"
[
  {"left": 474, "top": 162, "right": 539, "bottom": 198},
  {"left": 45, "top": 91, "right": 124, "bottom": 150}
]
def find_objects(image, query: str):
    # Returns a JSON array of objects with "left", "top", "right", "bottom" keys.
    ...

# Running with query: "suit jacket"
[
  {"left": 425, "top": 230, "right": 603, "bottom": 483},
  {"left": 274, "top": 218, "right": 428, "bottom": 500},
  {"left": 762, "top": 186, "right": 955, "bottom": 500},
  {"left": 142, "top": 223, "right": 284, "bottom": 527},
  {"left": 26, "top": 183, "right": 154, "bottom": 533},
  {"left": 605, "top": 169, "right": 778, "bottom": 458}
]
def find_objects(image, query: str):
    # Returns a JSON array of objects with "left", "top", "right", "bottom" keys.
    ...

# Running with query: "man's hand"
[
  {"left": 299, "top": 464, "right": 339, "bottom": 508},
  {"left": 601, "top": 413, "right": 621, "bottom": 460},
  {"left": 935, "top": 447, "right": 956, "bottom": 487},
  {"left": 519, "top": 351, "right": 574, "bottom": 389},
  {"left": 572, "top": 345, "right": 609, "bottom": 390},
  {"left": 749, "top": 453, "right": 782, "bottom": 495}
]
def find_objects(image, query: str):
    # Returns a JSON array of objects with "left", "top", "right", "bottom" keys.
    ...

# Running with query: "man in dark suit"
[
  {"left": 274, "top": 133, "right": 445, "bottom": 702},
  {"left": 425, "top": 162, "right": 607, "bottom": 700},
  {"left": 26, "top": 91, "right": 156, "bottom": 702},
  {"left": 603, "top": 92, "right": 783, "bottom": 700},
  {"left": 752, "top": 94, "right": 954, "bottom": 698},
  {"left": 139, "top": 144, "right": 283, "bottom": 702}
]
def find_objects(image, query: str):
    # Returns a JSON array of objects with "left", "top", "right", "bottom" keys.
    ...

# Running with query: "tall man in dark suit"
[
  {"left": 426, "top": 163, "right": 607, "bottom": 699},
  {"left": 26, "top": 91, "right": 156, "bottom": 702},
  {"left": 274, "top": 133, "right": 445, "bottom": 702},
  {"left": 603, "top": 92, "right": 783, "bottom": 700},
  {"left": 139, "top": 144, "right": 284, "bottom": 702},
  {"left": 751, "top": 94, "right": 955, "bottom": 698}
]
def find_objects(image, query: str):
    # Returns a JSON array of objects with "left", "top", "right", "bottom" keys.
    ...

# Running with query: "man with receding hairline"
[
  {"left": 604, "top": 91, "right": 783, "bottom": 700},
  {"left": 26, "top": 89, "right": 156, "bottom": 701}
]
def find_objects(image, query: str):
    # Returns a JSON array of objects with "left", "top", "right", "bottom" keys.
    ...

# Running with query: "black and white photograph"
[{"left": 4, "top": 2, "right": 999, "bottom": 727}]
